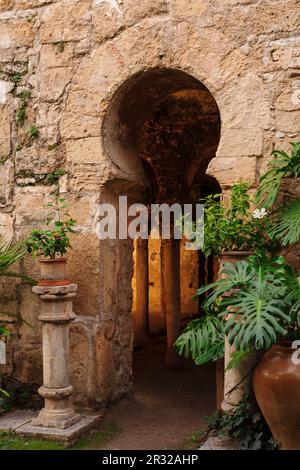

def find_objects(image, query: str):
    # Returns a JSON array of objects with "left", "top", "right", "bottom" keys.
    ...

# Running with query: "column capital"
[{"left": 32, "top": 283, "right": 78, "bottom": 298}]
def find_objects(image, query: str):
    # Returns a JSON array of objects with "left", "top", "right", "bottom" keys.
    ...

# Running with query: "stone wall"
[{"left": 0, "top": 0, "right": 299, "bottom": 407}]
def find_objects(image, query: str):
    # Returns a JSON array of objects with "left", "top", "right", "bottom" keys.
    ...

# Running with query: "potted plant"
[
  {"left": 194, "top": 181, "right": 275, "bottom": 268},
  {"left": 251, "top": 141, "right": 300, "bottom": 449},
  {"left": 26, "top": 196, "right": 76, "bottom": 285},
  {"left": 175, "top": 254, "right": 300, "bottom": 449}
]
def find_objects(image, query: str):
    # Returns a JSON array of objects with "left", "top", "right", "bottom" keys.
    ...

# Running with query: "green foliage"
[
  {"left": 175, "top": 314, "right": 225, "bottom": 365},
  {"left": 44, "top": 168, "right": 66, "bottom": 185},
  {"left": 28, "top": 125, "right": 39, "bottom": 140},
  {"left": 0, "top": 236, "right": 35, "bottom": 398},
  {"left": 0, "top": 432, "right": 65, "bottom": 450},
  {"left": 10, "top": 73, "right": 22, "bottom": 84},
  {"left": 176, "top": 256, "right": 300, "bottom": 368},
  {"left": 16, "top": 89, "right": 31, "bottom": 125},
  {"left": 0, "top": 235, "right": 35, "bottom": 284},
  {"left": 190, "top": 182, "right": 274, "bottom": 257},
  {"left": 0, "top": 155, "right": 9, "bottom": 165},
  {"left": 54, "top": 41, "right": 65, "bottom": 53},
  {"left": 255, "top": 141, "right": 300, "bottom": 208},
  {"left": 26, "top": 196, "right": 76, "bottom": 259},
  {"left": 47, "top": 143, "right": 58, "bottom": 151},
  {"left": 269, "top": 198, "right": 300, "bottom": 246},
  {"left": 206, "top": 393, "right": 278, "bottom": 450}
]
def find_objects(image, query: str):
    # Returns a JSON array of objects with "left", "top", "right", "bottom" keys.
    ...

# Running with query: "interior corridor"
[{"left": 99, "top": 338, "right": 216, "bottom": 450}]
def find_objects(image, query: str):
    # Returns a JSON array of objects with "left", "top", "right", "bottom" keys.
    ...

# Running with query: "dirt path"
[{"left": 83, "top": 338, "right": 216, "bottom": 450}]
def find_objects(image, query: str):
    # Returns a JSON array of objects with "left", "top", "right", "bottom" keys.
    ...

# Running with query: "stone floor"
[
  {"left": 97, "top": 337, "right": 216, "bottom": 450},
  {"left": 0, "top": 337, "right": 216, "bottom": 449}
]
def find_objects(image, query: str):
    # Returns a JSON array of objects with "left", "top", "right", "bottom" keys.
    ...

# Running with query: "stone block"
[
  {"left": 207, "top": 156, "right": 257, "bottom": 187},
  {"left": 69, "top": 320, "right": 91, "bottom": 403},
  {"left": 92, "top": 0, "right": 123, "bottom": 43},
  {"left": 15, "top": 144, "right": 62, "bottom": 175},
  {"left": 15, "top": 413, "right": 102, "bottom": 445},
  {"left": 67, "top": 233, "right": 101, "bottom": 316},
  {"left": 37, "top": 66, "right": 73, "bottom": 102},
  {"left": 40, "top": 0, "right": 91, "bottom": 43},
  {"left": 0, "top": 20, "right": 34, "bottom": 51},
  {"left": 0, "top": 105, "right": 11, "bottom": 156},
  {"left": 275, "top": 110, "right": 300, "bottom": 133},
  {"left": 0, "top": 212, "right": 14, "bottom": 240},
  {"left": 123, "top": 0, "right": 168, "bottom": 25},
  {"left": 217, "top": 74, "right": 271, "bottom": 130},
  {"left": 14, "top": 186, "right": 53, "bottom": 226},
  {"left": 94, "top": 326, "right": 116, "bottom": 404},
  {"left": 170, "top": 0, "right": 209, "bottom": 18},
  {"left": 66, "top": 137, "right": 103, "bottom": 165},
  {"left": 263, "top": 37, "right": 300, "bottom": 70},
  {"left": 0, "top": 159, "right": 13, "bottom": 207},
  {"left": 0, "top": 80, "right": 14, "bottom": 104},
  {"left": 39, "top": 43, "right": 74, "bottom": 69},
  {"left": 0, "top": 0, "right": 14, "bottom": 12},
  {"left": 216, "top": 129, "right": 263, "bottom": 158},
  {"left": 60, "top": 86, "right": 101, "bottom": 139}
]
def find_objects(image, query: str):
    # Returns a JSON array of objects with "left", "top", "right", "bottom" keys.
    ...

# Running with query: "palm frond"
[
  {"left": 0, "top": 236, "right": 27, "bottom": 272},
  {"left": 0, "top": 270, "right": 36, "bottom": 285}
]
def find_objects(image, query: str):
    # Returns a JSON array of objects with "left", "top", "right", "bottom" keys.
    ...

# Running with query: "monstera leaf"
[
  {"left": 269, "top": 198, "right": 300, "bottom": 247},
  {"left": 175, "top": 315, "right": 225, "bottom": 365}
]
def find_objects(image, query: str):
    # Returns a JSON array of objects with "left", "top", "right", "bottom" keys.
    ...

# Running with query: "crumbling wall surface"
[{"left": 0, "top": 0, "right": 299, "bottom": 406}]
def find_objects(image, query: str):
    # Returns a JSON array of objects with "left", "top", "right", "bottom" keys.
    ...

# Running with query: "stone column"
[
  {"left": 134, "top": 238, "right": 149, "bottom": 344},
  {"left": 161, "top": 238, "right": 181, "bottom": 365},
  {"left": 31, "top": 284, "right": 80, "bottom": 429},
  {"left": 221, "top": 338, "right": 258, "bottom": 414}
]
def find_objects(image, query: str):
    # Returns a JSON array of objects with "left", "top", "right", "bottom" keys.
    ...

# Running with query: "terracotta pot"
[
  {"left": 219, "top": 250, "right": 254, "bottom": 269},
  {"left": 39, "top": 258, "right": 70, "bottom": 286},
  {"left": 253, "top": 342, "right": 300, "bottom": 450}
]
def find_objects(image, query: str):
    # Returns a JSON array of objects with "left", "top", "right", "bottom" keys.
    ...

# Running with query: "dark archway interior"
[{"left": 102, "top": 66, "right": 221, "bottom": 346}]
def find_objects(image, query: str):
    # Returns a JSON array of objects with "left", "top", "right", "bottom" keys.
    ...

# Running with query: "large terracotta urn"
[{"left": 253, "top": 342, "right": 300, "bottom": 450}]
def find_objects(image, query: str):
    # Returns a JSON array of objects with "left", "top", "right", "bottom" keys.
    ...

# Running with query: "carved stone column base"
[
  {"left": 31, "top": 385, "right": 80, "bottom": 429},
  {"left": 31, "top": 408, "right": 80, "bottom": 430},
  {"left": 15, "top": 412, "right": 103, "bottom": 445}
]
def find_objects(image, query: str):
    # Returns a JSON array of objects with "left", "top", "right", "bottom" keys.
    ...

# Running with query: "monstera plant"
[{"left": 175, "top": 255, "right": 300, "bottom": 367}]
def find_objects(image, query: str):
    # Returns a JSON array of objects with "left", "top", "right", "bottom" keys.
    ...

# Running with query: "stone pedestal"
[
  {"left": 134, "top": 238, "right": 149, "bottom": 344},
  {"left": 31, "top": 283, "right": 80, "bottom": 429},
  {"left": 161, "top": 238, "right": 181, "bottom": 365}
]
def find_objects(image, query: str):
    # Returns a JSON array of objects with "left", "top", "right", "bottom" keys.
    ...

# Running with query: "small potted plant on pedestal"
[
  {"left": 26, "top": 196, "right": 76, "bottom": 286},
  {"left": 199, "top": 181, "right": 275, "bottom": 268}
]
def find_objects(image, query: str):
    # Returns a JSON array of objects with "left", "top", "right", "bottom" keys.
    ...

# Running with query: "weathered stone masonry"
[{"left": 0, "top": 0, "right": 299, "bottom": 407}]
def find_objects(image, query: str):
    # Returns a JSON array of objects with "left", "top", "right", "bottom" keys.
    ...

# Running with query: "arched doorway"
[{"left": 102, "top": 67, "right": 221, "bottom": 370}]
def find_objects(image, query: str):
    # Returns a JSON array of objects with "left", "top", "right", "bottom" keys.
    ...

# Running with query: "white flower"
[{"left": 252, "top": 208, "right": 267, "bottom": 219}]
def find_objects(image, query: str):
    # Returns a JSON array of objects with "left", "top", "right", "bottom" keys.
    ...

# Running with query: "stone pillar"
[
  {"left": 134, "top": 238, "right": 149, "bottom": 344},
  {"left": 161, "top": 238, "right": 181, "bottom": 365},
  {"left": 221, "top": 339, "right": 258, "bottom": 414},
  {"left": 31, "top": 284, "right": 80, "bottom": 429}
]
